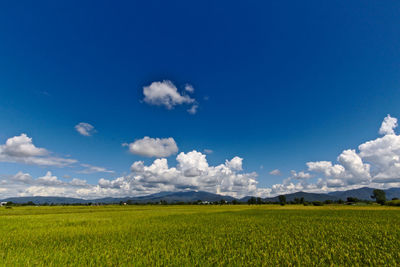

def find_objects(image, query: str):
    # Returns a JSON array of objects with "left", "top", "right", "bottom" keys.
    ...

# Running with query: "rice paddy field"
[{"left": 1, "top": 205, "right": 400, "bottom": 266}]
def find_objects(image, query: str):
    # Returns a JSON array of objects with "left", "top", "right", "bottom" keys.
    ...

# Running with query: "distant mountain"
[
  {"left": 328, "top": 187, "right": 375, "bottom": 200},
  {"left": 242, "top": 187, "right": 400, "bottom": 203},
  {"left": 328, "top": 187, "right": 400, "bottom": 201},
  {"left": 0, "top": 191, "right": 234, "bottom": 204},
  {"left": 240, "top": 192, "right": 337, "bottom": 202},
  {"left": 3, "top": 187, "right": 400, "bottom": 204},
  {"left": 123, "top": 191, "right": 235, "bottom": 203},
  {"left": 264, "top": 192, "right": 339, "bottom": 202},
  {"left": 1, "top": 196, "right": 90, "bottom": 204}
]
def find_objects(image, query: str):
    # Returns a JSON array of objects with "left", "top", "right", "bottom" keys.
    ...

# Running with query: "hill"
[
  {"left": 1, "top": 191, "right": 234, "bottom": 204},
  {"left": 3, "top": 187, "right": 400, "bottom": 204}
]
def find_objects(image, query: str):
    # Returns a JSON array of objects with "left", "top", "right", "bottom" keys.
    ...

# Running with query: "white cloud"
[
  {"left": 225, "top": 156, "right": 243, "bottom": 171},
  {"left": 290, "top": 170, "right": 312, "bottom": 179},
  {"left": 269, "top": 169, "right": 281, "bottom": 176},
  {"left": 69, "top": 178, "right": 88, "bottom": 187},
  {"left": 36, "top": 171, "right": 63, "bottom": 186},
  {"left": 307, "top": 161, "right": 345, "bottom": 178},
  {"left": 20, "top": 186, "right": 68, "bottom": 197},
  {"left": 75, "top": 122, "right": 96, "bottom": 136},
  {"left": 187, "top": 104, "right": 198, "bottom": 115},
  {"left": 105, "top": 151, "right": 257, "bottom": 198},
  {"left": 5, "top": 115, "right": 400, "bottom": 199},
  {"left": 2, "top": 134, "right": 47, "bottom": 157},
  {"left": 337, "top": 149, "right": 371, "bottom": 184},
  {"left": 124, "top": 137, "right": 178, "bottom": 157},
  {"left": 11, "top": 171, "right": 33, "bottom": 184},
  {"left": 379, "top": 114, "right": 397, "bottom": 135},
  {"left": 1, "top": 151, "right": 258, "bottom": 199},
  {"left": 264, "top": 115, "right": 400, "bottom": 196},
  {"left": 2, "top": 171, "right": 92, "bottom": 198},
  {"left": 0, "top": 134, "right": 77, "bottom": 167},
  {"left": 78, "top": 164, "right": 114, "bottom": 174},
  {"left": 184, "top": 84, "right": 195, "bottom": 93},
  {"left": 143, "top": 80, "right": 195, "bottom": 109}
]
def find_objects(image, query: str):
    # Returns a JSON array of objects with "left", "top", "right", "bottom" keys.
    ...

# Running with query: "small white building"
[{"left": 0, "top": 202, "right": 7, "bottom": 207}]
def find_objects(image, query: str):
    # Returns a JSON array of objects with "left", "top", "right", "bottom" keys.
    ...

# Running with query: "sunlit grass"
[{"left": 1, "top": 205, "right": 399, "bottom": 265}]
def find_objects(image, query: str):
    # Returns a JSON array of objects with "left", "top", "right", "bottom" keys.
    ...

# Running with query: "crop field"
[{"left": 1, "top": 205, "right": 400, "bottom": 266}]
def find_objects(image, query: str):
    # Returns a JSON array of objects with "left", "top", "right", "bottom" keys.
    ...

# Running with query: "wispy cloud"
[{"left": 75, "top": 122, "right": 96, "bottom": 136}]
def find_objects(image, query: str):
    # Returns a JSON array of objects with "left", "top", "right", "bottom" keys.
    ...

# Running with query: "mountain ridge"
[{"left": 2, "top": 187, "right": 400, "bottom": 204}]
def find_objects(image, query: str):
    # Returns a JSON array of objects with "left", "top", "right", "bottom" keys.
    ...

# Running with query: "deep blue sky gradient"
[{"left": 0, "top": 1, "right": 400, "bottom": 187}]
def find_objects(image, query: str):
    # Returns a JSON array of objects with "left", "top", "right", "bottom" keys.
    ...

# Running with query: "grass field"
[{"left": 1, "top": 205, "right": 400, "bottom": 266}]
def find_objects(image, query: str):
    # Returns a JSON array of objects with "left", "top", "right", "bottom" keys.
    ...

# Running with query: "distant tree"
[
  {"left": 324, "top": 200, "right": 333, "bottom": 205},
  {"left": 256, "top": 197, "right": 263, "bottom": 205},
  {"left": 232, "top": 199, "right": 239, "bottom": 205},
  {"left": 312, "top": 201, "right": 323, "bottom": 206},
  {"left": 371, "top": 189, "right": 386, "bottom": 205},
  {"left": 337, "top": 199, "right": 344, "bottom": 204},
  {"left": 278, "top": 195, "right": 286, "bottom": 206},
  {"left": 300, "top": 197, "right": 304, "bottom": 204},
  {"left": 219, "top": 199, "right": 226, "bottom": 205},
  {"left": 26, "top": 201, "right": 35, "bottom": 206},
  {"left": 248, "top": 197, "right": 257, "bottom": 205},
  {"left": 126, "top": 200, "right": 133, "bottom": 205},
  {"left": 392, "top": 198, "right": 399, "bottom": 201},
  {"left": 346, "top": 197, "right": 359, "bottom": 203}
]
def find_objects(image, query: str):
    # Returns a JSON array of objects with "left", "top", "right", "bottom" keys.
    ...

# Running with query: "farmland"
[{"left": 1, "top": 205, "right": 400, "bottom": 266}]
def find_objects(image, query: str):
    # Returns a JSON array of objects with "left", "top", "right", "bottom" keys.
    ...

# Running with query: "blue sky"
[{"left": 1, "top": 1, "right": 400, "bottom": 198}]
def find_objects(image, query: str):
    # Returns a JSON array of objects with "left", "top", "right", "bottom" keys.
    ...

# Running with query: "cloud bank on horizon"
[{"left": 1, "top": 115, "right": 400, "bottom": 199}]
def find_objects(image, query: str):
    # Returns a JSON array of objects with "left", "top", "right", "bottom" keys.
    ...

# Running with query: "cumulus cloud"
[
  {"left": 261, "top": 115, "right": 400, "bottom": 196},
  {"left": 92, "top": 151, "right": 257, "bottom": 198},
  {"left": 290, "top": 170, "right": 312, "bottom": 179},
  {"left": 225, "top": 156, "right": 243, "bottom": 171},
  {"left": 379, "top": 114, "right": 397, "bottom": 135},
  {"left": 1, "top": 171, "right": 91, "bottom": 198},
  {"left": 2, "top": 134, "right": 47, "bottom": 157},
  {"left": 75, "top": 122, "right": 96, "bottom": 136},
  {"left": 143, "top": 80, "right": 198, "bottom": 114},
  {"left": 124, "top": 137, "right": 178, "bottom": 157},
  {"left": 2, "top": 151, "right": 258, "bottom": 199},
  {"left": 269, "top": 169, "right": 281, "bottom": 176},
  {"left": 143, "top": 81, "right": 194, "bottom": 109},
  {"left": 36, "top": 171, "right": 64, "bottom": 186},
  {"left": 11, "top": 171, "right": 33, "bottom": 184},
  {"left": 307, "top": 161, "right": 345, "bottom": 178},
  {"left": 305, "top": 150, "right": 371, "bottom": 187},
  {"left": 0, "top": 134, "right": 77, "bottom": 167},
  {"left": 5, "top": 115, "right": 400, "bottom": 199}
]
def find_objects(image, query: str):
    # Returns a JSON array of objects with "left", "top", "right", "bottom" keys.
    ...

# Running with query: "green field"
[{"left": 1, "top": 205, "right": 400, "bottom": 266}]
